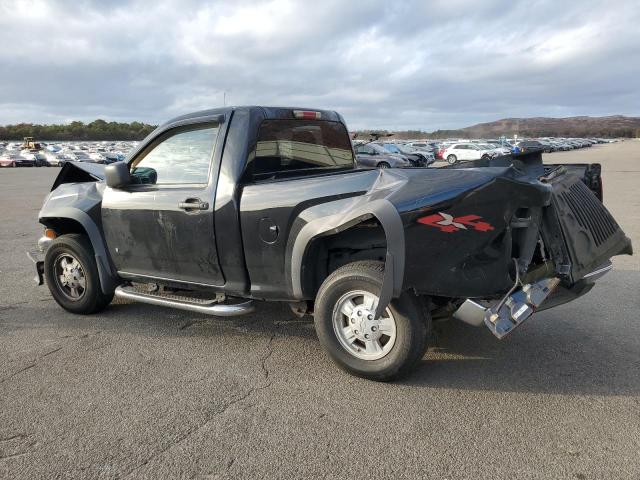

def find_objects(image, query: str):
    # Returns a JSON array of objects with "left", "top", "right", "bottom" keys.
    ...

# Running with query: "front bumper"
[
  {"left": 27, "top": 235, "right": 53, "bottom": 286},
  {"left": 27, "top": 250, "right": 45, "bottom": 285}
]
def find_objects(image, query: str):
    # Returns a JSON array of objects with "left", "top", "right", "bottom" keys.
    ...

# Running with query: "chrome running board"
[{"left": 114, "top": 285, "right": 255, "bottom": 317}]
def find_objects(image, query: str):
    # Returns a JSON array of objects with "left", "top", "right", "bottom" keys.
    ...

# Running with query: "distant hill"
[
  {"left": 457, "top": 115, "right": 640, "bottom": 138},
  {"left": 355, "top": 115, "right": 640, "bottom": 140}
]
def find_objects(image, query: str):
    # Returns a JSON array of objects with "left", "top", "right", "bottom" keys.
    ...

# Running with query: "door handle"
[{"left": 178, "top": 199, "right": 209, "bottom": 211}]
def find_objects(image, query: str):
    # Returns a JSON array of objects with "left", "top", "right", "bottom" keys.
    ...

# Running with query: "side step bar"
[{"left": 114, "top": 285, "right": 255, "bottom": 317}]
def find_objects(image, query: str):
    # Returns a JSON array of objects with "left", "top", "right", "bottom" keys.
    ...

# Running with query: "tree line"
[
  {"left": 0, "top": 119, "right": 157, "bottom": 141},
  {"left": 2, "top": 119, "right": 638, "bottom": 142}
]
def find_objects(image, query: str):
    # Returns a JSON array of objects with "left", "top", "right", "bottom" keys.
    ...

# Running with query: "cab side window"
[{"left": 130, "top": 125, "right": 219, "bottom": 185}]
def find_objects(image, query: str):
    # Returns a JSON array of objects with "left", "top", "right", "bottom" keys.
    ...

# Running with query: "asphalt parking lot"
[{"left": 1, "top": 142, "right": 639, "bottom": 479}]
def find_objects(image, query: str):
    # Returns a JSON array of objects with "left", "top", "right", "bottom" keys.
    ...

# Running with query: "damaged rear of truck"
[
  {"left": 396, "top": 154, "right": 631, "bottom": 338},
  {"left": 32, "top": 106, "right": 632, "bottom": 381}
]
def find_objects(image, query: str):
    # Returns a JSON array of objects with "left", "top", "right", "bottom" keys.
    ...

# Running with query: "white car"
[
  {"left": 44, "top": 151, "right": 67, "bottom": 166},
  {"left": 442, "top": 143, "right": 497, "bottom": 165},
  {"left": 19, "top": 149, "right": 36, "bottom": 160},
  {"left": 480, "top": 143, "right": 511, "bottom": 156}
]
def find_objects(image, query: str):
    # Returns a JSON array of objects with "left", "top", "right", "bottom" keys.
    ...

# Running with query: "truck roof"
[
  {"left": 162, "top": 106, "right": 344, "bottom": 127},
  {"left": 128, "top": 106, "right": 348, "bottom": 166}
]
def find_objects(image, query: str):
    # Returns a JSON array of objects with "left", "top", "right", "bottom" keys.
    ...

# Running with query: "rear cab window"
[{"left": 247, "top": 119, "right": 355, "bottom": 181}]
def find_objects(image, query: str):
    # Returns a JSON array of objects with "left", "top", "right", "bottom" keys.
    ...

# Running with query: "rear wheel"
[
  {"left": 44, "top": 234, "right": 113, "bottom": 314},
  {"left": 446, "top": 154, "right": 457, "bottom": 165},
  {"left": 377, "top": 162, "right": 391, "bottom": 169},
  {"left": 314, "top": 261, "right": 429, "bottom": 381}
]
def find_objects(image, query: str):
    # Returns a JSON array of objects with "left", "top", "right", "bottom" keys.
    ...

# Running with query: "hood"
[{"left": 51, "top": 161, "right": 106, "bottom": 191}]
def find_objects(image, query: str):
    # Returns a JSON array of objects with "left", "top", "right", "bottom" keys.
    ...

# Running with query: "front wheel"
[
  {"left": 377, "top": 161, "right": 391, "bottom": 169},
  {"left": 314, "top": 261, "right": 429, "bottom": 381},
  {"left": 446, "top": 154, "right": 457, "bottom": 165},
  {"left": 44, "top": 234, "right": 113, "bottom": 314}
]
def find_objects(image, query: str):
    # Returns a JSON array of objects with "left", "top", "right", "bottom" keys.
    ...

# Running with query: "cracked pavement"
[{"left": 1, "top": 141, "right": 639, "bottom": 479}]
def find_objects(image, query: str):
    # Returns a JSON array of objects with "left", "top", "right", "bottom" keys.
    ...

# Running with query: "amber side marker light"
[{"left": 44, "top": 228, "right": 57, "bottom": 239}]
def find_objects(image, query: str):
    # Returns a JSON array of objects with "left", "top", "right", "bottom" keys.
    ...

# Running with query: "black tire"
[
  {"left": 377, "top": 162, "right": 391, "bottom": 169},
  {"left": 44, "top": 234, "right": 113, "bottom": 314},
  {"left": 481, "top": 154, "right": 490, "bottom": 160},
  {"left": 314, "top": 261, "right": 430, "bottom": 381},
  {"left": 446, "top": 154, "right": 457, "bottom": 165}
]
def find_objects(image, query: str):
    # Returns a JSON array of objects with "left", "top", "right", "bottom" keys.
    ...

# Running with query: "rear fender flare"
[
  {"left": 289, "top": 198, "right": 404, "bottom": 319},
  {"left": 40, "top": 207, "right": 118, "bottom": 295}
]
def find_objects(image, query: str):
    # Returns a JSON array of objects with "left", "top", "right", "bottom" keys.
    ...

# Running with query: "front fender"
[{"left": 39, "top": 183, "right": 118, "bottom": 294}]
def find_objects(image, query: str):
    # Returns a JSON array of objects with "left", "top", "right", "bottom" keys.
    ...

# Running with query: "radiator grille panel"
[{"left": 559, "top": 181, "right": 618, "bottom": 247}]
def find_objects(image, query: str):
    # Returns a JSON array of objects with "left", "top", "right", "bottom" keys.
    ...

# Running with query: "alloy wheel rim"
[
  {"left": 332, "top": 290, "right": 397, "bottom": 360},
  {"left": 53, "top": 253, "right": 87, "bottom": 301}
]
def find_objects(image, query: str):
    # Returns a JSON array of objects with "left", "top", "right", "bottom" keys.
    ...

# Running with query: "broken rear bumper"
[{"left": 453, "top": 261, "right": 613, "bottom": 339}]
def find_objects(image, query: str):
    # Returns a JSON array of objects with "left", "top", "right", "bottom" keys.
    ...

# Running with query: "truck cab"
[{"left": 99, "top": 107, "right": 356, "bottom": 296}]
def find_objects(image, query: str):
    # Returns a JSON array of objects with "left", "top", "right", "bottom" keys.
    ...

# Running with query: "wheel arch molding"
[
  {"left": 287, "top": 198, "right": 405, "bottom": 319},
  {"left": 40, "top": 207, "right": 118, "bottom": 295}
]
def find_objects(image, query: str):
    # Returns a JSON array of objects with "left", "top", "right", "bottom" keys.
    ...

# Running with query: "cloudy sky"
[{"left": 1, "top": 0, "right": 638, "bottom": 130}]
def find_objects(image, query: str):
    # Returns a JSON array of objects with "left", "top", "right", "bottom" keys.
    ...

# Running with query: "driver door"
[{"left": 101, "top": 123, "right": 224, "bottom": 287}]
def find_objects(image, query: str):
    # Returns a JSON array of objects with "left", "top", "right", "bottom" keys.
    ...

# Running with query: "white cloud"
[{"left": 0, "top": 0, "right": 638, "bottom": 129}]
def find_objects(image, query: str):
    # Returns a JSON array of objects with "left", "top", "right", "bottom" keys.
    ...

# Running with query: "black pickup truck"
[{"left": 32, "top": 106, "right": 632, "bottom": 381}]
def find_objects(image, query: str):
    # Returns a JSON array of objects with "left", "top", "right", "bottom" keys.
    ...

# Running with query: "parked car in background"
[
  {"left": 478, "top": 143, "right": 510, "bottom": 156},
  {"left": 0, "top": 152, "right": 36, "bottom": 167},
  {"left": 548, "top": 140, "right": 569, "bottom": 151},
  {"left": 33, "top": 152, "right": 49, "bottom": 167},
  {"left": 72, "top": 151, "right": 99, "bottom": 163},
  {"left": 442, "top": 143, "right": 497, "bottom": 164},
  {"left": 395, "top": 144, "right": 435, "bottom": 166},
  {"left": 44, "top": 152, "right": 68, "bottom": 166},
  {"left": 103, "top": 153, "right": 123, "bottom": 164},
  {"left": 355, "top": 143, "right": 412, "bottom": 168},
  {"left": 19, "top": 150, "right": 38, "bottom": 161},
  {"left": 405, "top": 141, "right": 437, "bottom": 153},
  {"left": 536, "top": 140, "right": 555, "bottom": 153},
  {"left": 382, "top": 143, "right": 433, "bottom": 167},
  {"left": 512, "top": 140, "right": 544, "bottom": 154}
]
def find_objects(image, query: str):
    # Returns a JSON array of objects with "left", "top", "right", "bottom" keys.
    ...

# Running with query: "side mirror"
[{"left": 105, "top": 161, "right": 131, "bottom": 188}]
